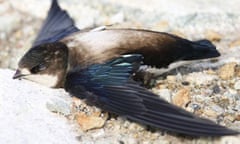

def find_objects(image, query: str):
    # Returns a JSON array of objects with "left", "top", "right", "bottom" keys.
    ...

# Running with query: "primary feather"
[
  {"left": 33, "top": 0, "right": 79, "bottom": 47},
  {"left": 65, "top": 54, "right": 239, "bottom": 136}
]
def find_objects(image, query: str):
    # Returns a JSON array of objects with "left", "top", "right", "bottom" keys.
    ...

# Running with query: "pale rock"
[
  {"left": 229, "top": 39, "right": 240, "bottom": 48},
  {"left": 205, "top": 30, "right": 222, "bottom": 42},
  {"left": 154, "top": 88, "right": 172, "bottom": 103},
  {"left": 185, "top": 72, "right": 218, "bottom": 85},
  {"left": 218, "top": 63, "right": 237, "bottom": 80},
  {"left": 234, "top": 80, "right": 240, "bottom": 90},
  {"left": 76, "top": 112, "right": 106, "bottom": 131},
  {"left": 172, "top": 88, "right": 190, "bottom": 107},
  {"left": 0, "top": 69, "right": 79, "bottom": 144}
]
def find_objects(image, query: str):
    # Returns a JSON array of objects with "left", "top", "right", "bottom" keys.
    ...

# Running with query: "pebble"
[
  {"left": 154, "top": 88, "right": 172, "bottom": 103},
  {"left": 203, "top": 108, "right": 218, "bottom": 118},
  {"left": 234, "top": 80, "right": 240, "bottom": 90},
  {"left": 185, "top": 72, "right": 217, "bottom": 86},
  {"left": 90, "top": 129, "right": 105, "bottom": 139},
  {"left": 166, "top": 75, "right": 176, "bottom": 83},
  {"left": 235, "top": 114, "right": 240, "bottom": 121},
  {"left": 153, "top": 21, "right": 169, "bottom": 31},
  {"left": 218, "top": 63, "right": 237, "bottom": 80},
  {"left": 46, "top": 96, "right": 72, "bottom": 116},
  {"left": 205, "top": 30, "right": 222, "bottom": 42},
  {"left": 76, "top": 112, "right": 107, "bottom": 131},
  {"left": 225, "top": 114, "right": 236, "bottom": 122},
  {"left": 172, "top": 88, "right": 190, "bottom": 107},
  {"left": 229, "top": 38, "right": 240, "bottom": 48}
]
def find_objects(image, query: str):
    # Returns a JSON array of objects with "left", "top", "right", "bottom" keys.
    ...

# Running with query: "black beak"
[{"left": 13, "top": 69, "right": 24, "bottom": 79}]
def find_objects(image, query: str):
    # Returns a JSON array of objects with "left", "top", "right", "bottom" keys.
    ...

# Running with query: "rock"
[
  {"left": 229, "top": 39, "right": 240, "bottom": 48},
  {"left": 76, "top": 112, "right": 107, "bottom": 131},
  {"left": 235, "top": 114, "right": 240, "bottom": 121},
  {"left": 185, "top": 72, "right": 218, "bottom": 85},
  {"left": 225, "top": 114, "right": 236, "bottom": 122},
  {"left": 218, "top": 63, "right": 237, "bottom": 80},
  {"left": 194, "top": 95, "right": 210, "bottom": 103},
  {"left": 166, "top": 75, "right": 177, "bottom": 83},
  {"left": 212, "top": 85, "right": 221, "bottom": 94},
  {"left": 153, "top": 88, "right": 172, "bottom": 103},
  {"left": 234, "top": 80, "right": 240, "bottom": 90},
  {"left": 46, "top": 93, "right": 72, "bottom": 116},
  {"left": 218, "top": 136, "right": 240, "bottom": 144},
  {"left": 170, "top": 30, "right": 186, "bottom": 38},
  {"left": 0, "top": 69, "right": 79, "bottom": 144},
  {"left": 0, "top": 10, "right": 21, "bottom": 34},
  {"left": 110, "top": 12, "right": 125, "bottom": 24},
  {"left": 89, "top": 129, "right": 105, "bottom": 139},
  {"left": 153, "top": 21, "right": 169, "bottom": 31},
  {"left": 203, "top": 108, "right": 218, "bottom": 118},
  {"left": 172, "top": 88, "right": 190, "bottom": 107},
  {"left": 205, "top": 30, "right": 222, "bottom": 42}
]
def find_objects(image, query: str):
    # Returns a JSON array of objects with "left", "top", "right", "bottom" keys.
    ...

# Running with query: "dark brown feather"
[{"left": 61, "top": 28, "right": 219, "bottom": 68}]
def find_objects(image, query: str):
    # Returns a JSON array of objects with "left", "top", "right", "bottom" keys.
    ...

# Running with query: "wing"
[
  {"left": 32, "top": 0, "right": 79, "bottom": 47},
  {"left": 64, "top": 54, "right": 238, "bottom": 136}
]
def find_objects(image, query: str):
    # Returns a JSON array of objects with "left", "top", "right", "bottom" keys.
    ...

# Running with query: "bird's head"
[{"left": 13, "top": 42, "right": 69, "bottom": 88}]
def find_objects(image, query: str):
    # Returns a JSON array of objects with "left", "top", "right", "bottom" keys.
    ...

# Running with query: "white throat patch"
[{"left": 25, "top": 74, "right": 58, "bottom": 88}]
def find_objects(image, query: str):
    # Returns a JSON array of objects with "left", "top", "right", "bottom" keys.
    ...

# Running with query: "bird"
[{"left": 13, "top": 0, "right": 239, "bottom": 136}]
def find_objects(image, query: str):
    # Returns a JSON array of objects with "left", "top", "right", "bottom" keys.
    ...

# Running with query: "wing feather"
[
  {"left": 64, "top": 54, "right": 238, "bottom": 136},
  {"left": 33, "top": 0, "right": 79, "bottom": 47}
]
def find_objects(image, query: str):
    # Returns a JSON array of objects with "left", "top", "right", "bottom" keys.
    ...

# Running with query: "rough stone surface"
[
  {"left": 172, "top": 88, "right": 191, "bottom": 107},
  {"left": 0, "top": 69, "right": 79, "bottom": 144}
]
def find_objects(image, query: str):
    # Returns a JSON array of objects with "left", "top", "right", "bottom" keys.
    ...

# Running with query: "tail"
[{"left": 183, "top": 39, "right": 220, "bottom": 60}]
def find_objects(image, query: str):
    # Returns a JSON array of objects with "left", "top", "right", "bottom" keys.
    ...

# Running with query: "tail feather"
[{"left": 183, "top": 39, "right": 220, "bottom": 60}]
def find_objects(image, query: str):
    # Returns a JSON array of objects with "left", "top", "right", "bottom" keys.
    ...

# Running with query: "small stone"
[
  {"left": 166, "top": 75, "right": 176, "bottom": 83},
  {"left": 76, "top": 112, "right": 107, "bottom": 131},
  {"left": 171, "top": 30, "right": 186, "bottom": 38},
  {"left": 217, "top": 98, "right": 230, "bottom": 108},
  {"left": 205, "top": 30, "right": 222, "bottom": 42},
  {"left": 46, "top": 97, "right": 71, "bottom": 116},
  {"left": 212, "top": 85, "right": 221, "bottom": 94},
  {"left": 235, "top": 65, "right": 240, "bottom": 77},
  {"left": 154, "top": 89, "right": 172, "bottom": 103},
  {"left": 204, "top": 108, "right": 218, "bottom": 118},
  {"left": 235, "top": 114, "right": 240, "bottom": 121},
  {"left": 110, "top": 12, "right": 125, "bottom": 24},
  {"left": 218, "top": 63, "right": 237, "bottom": 80},
  {"left": 218, "top": 136, "right": 240, "bottom": 144},
  {"left": 206, "top": 69, "right": 216, "bottom": 75},
  {"left": 210, "top": 105, "right": 224, "bottom": 114},
  {"left": 229, "top": 39, "right": 240, "bottom": 48},
  {"left": 185, "top": 72, "right": 217, "bottom": 85},
  {"left": 153, "top": 21, "right": 169, "bottom": 31},
  {"left": 225, "top": 114, "right": 236, "bottom": 122},
  {"left": 90, "top": 129, "right": 105, "bottom": 139},
  {"left": 172, "top": 88, "right": 190, "bottom": 107},
  {"left": 234, "top": 80, "right": 240, "bottom": 90},
  {"left": 181, "top": 81, "right": 190, "bottom": 86},
  {"left": 128, "top": 123, "right": 145, "bottom": 131}
]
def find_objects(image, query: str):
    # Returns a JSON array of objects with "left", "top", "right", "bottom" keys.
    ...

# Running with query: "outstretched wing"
[
  {"left": 64, "top": 54, "right": 238, "bottom": 136},
  {"left": 33, "top": 0, "right": 79, "bottom": 47}
]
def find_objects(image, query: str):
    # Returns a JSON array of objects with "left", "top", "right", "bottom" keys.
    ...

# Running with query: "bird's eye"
[{"left": 30, "top": 63, "right": 46, "bottom": 74}]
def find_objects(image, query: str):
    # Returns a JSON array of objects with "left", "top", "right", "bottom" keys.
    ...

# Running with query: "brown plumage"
[{"left": 62, "top": 28, "right": 219, "bottom": 69}]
